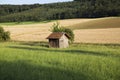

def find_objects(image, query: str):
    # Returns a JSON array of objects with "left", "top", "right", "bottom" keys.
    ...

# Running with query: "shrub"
[
  {"left": 0, "top": 26, "right": 10, "bottom": 41},
  {"left": 0, "top": 27, "right": 4, "bottom": 33},
  {"left": 51, "top": 22, "right": 63, "bottom": 32},
  {"left": 63, "top": 28, "right": 74, "bottom": 43},
  {"left": 51, "top": 22, "right": 74, "bottom": 43}
]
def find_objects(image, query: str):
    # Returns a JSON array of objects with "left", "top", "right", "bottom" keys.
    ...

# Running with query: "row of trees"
[
  {"left": 0, "top": 0, "right": 120, "bottom": 22},
  {"left": 0, "top": 4, "right": 42, "bottom": 16}
]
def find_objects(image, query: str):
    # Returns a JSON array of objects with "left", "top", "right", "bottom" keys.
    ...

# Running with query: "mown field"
[
  {"left": 0, "top": 42, "right": 120, "bottom": 80},
  {"left": 1, "top": 17, "right": 120, "bottom": 44},
  {"left": 70, "top": 17, "right": 120, "bottom": 29}
]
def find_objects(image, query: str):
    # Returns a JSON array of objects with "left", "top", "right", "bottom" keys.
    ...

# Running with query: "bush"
[
  {"left": 63, "top": 28, "right": 74, "bottom": 43},
  {"left": 51, "top": 22, "right": 74, "bottom": 43},
  {"left": 0, "top": 26, "right": 10, "bottom": 41},
  {"left": 51, "top": 22, "right": 63, "bottom": 32}
]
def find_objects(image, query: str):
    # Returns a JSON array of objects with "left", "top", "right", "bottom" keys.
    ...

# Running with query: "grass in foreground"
[{"left": 0, "top": 42, "right": 120, "bottom": 80}]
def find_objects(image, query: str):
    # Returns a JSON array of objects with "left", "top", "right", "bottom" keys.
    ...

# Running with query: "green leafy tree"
[
  {"left": 51, "top": 22, "right": 63, "bottom": 32},
  {"left": 51, "top": 22, "right": 74, "bottom": 43},
  {"left": 0, "top": 26, "right": 10, "bottom": 41},
  {"left": 0, "top": 0, "right": 119, "bottom": 22}
]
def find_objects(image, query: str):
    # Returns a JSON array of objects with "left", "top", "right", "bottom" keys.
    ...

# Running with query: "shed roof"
[{"left": 47, "top": 32, "right": 70, "bottom": 39}]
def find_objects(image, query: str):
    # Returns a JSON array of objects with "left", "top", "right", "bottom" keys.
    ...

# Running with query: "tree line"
[{"left": 0, "top": 0, "right": 120, "bottom": 22}]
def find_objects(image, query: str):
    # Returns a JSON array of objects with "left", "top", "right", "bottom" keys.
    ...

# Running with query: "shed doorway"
[{"left": 49, "top": 39, "right": 59, "bottom": 48}]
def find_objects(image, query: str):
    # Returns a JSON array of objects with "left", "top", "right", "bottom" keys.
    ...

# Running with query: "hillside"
[
  {"left": 0, "top": 42, "right": 120, "bottom": 80},
  {"left": 3, "top": 17, "right": 120, "bottom": 44},
  {"left": 0, "top": 1, "right": 120, "bottom": 80},
  {"left": 0, "top": 0, "right": 120, "bottom": 22},
  {"left": 70, "top": 17, "right": 120, "bottom": 29}
]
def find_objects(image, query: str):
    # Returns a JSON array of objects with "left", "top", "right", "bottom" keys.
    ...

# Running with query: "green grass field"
[
  {"left": 0, "top": 20, "right": 54, "bottom": 26},
  {"left": 0, "top": 42, "right": 120, "bottom": 80}
]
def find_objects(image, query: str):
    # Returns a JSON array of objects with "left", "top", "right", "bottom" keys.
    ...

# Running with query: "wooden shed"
[{"left": 46, "top": 32, "right": 70, "bottom": 48}]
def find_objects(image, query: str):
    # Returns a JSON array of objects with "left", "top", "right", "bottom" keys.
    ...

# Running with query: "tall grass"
[{"left": 0, "top": 42, "right": 120, "bottom": 80}]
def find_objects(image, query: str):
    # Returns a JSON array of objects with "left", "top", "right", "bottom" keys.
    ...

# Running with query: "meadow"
[
  {"left": 0, "top": 17, "right": 120, "bottom": 80},
  {"left": 0, "top": 20, "right": 54, "bottom": 26},
  {"left": 0, "top": 42, "right": 120, "bottom": 80}
]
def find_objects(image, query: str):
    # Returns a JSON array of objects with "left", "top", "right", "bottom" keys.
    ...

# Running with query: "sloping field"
[
  {"left": 0, "top": 42, "right": 120, "bottom": 80},
  {"left": 74, "top": 28, "right": 120, "bottom": 44},
  {"left": 3, "top": 17, "right": 120, "bottom": 44},
  {"left": 3, "top": 19, "right": 96, "bottom": 42},
  {"left": 71, "top": 17, "right": 120, "bottom": 29}
]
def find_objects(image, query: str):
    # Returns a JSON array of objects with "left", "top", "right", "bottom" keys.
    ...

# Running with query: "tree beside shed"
[{"left": 47, "top": 32, "right": 70, "bottom": 48}]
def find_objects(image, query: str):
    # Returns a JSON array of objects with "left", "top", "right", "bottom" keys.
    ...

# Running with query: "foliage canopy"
[
  {"left": 51, "top": 22, "right": 74, "bottom": 43},
  {"left": 0, "top": 0, "right": 119, "bottom": 22},
  {"left": 0, "top": 27, "right": 10, "bottom": 41}
]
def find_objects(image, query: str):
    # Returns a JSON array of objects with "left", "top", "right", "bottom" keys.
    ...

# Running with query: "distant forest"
[{"left": 0, "top": 0, "right": 120, "bottom": 22}]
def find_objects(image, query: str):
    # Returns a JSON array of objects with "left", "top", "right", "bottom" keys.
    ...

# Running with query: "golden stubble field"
[
  {"left": 74, "top": 28, "right": 120, "bottom": 44},
  {"left": 3, "top": 18, "right": 120, "bottom": 44}
]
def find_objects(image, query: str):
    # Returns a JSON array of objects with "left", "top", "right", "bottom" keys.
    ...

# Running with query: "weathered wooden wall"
[{"left": 49, "top": 39, "right": 59, "bottom": 48}]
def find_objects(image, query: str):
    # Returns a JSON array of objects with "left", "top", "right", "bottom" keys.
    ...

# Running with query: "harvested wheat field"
[
  {"left": 74, "top": 28, "right": 120, "bottom": 44},
  {"left": 71, "top": 17, "right": 120, "bottom": 29},
  {"left": 4, "top": 18, "right": 96, "bottom": 41},
  {"left": 3, "top": 17, "right": 120, "bottom": 44}
]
